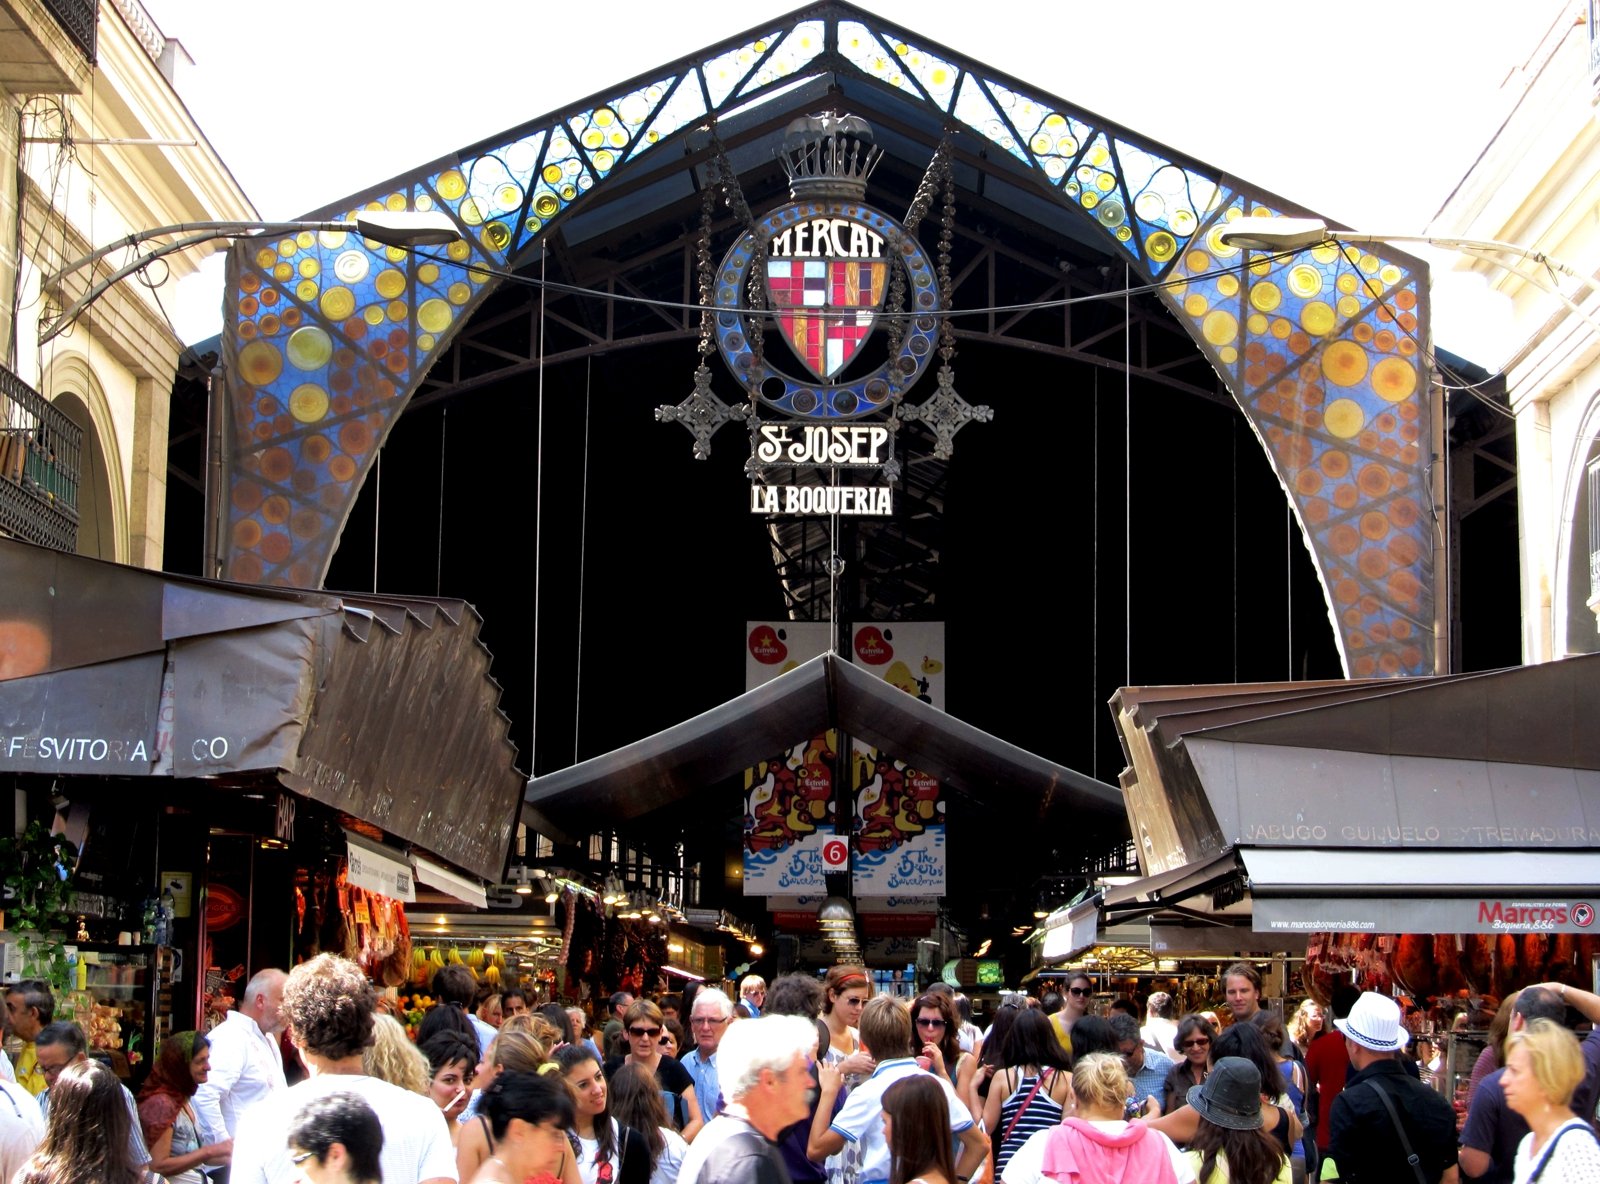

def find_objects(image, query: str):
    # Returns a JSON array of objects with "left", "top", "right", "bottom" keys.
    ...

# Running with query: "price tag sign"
[{"left": 821, "top": 836, "right": 849, "bottom": 872}]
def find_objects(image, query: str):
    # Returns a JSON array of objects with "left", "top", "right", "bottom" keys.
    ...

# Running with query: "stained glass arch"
[{"left": 218, "top": 0, "right": 1434, "bottom": 678}]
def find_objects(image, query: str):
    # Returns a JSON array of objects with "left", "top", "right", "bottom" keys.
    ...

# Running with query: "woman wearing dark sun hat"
[{"left": 1184, "top": 1057, "right": 1291, "bottom": 1184}]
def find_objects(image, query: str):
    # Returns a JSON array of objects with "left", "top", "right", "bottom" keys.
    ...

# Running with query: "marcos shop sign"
[{"left": 1255, "top": 897, "right": 1600, "bottom": 934}]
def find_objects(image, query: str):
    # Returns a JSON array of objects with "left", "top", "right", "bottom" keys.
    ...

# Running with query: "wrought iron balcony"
[
  {"left": 42, "top": 0, "right": 97, "bottom": 64},
  {"left": 0, "top": 365, "right": 80, "bottom": 553}
]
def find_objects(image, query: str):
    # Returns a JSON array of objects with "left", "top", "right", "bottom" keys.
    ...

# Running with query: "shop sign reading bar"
[{"left": 750, "top": 424, "right": 893, "bottom": 517}]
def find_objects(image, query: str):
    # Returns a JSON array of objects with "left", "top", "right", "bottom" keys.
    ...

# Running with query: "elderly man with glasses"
[
  {"left": 682, "top": 988, "right": 735, "bottom": 1121},
  {"left": 33, "top": 1021, "right": 153, "bottom": 1173}
]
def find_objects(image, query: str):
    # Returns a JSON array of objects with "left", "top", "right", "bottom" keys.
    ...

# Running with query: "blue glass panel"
[
  {"left": 837, "top": 20, "right": 922, "bottom": 100},
  {"left": 626, "top": 77, "right": 706, "bottom": 164},
  {"left": 737, "top": 19, "right": 826, "bottom": 97},
  {"left": 952, "top": 75, "right": 1027, "bottom": 164}
]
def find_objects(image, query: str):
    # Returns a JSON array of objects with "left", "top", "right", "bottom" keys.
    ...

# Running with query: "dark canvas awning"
[
  {"left": 1112, "top": 654, "right": 1600, "bottom": 876},
  {"left": 524, "top": 652, "right": 1121, "bottom": 841},
  {"left": 0, "top": 538, "right": 521, "bottom": 880}
]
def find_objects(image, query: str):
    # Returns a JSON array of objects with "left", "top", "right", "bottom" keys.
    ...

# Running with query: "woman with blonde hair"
[
  {"left": 1001, "top": 1052, "right": 1187, "bottom": 1184},
  {"left": 458, "top": 1028, "right": 552, "bottom": 1180},
  {"left": 1287, "top": 1001, "right": 1323, "bottom": 1059},
  {"left": 363, "top": 1013, "right": 431, "bottom": 1094},
  {"left": 1500, "top": 1017, "right": 1600, "bottom": 1182}
]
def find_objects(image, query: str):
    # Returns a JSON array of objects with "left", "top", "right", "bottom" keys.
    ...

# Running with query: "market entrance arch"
[{"left": 215, "top": 1, "right": 1436, "bottom": 680}]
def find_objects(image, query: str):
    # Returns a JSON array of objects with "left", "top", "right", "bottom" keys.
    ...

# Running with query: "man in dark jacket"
[{"left": 1326, "top": 992, "right": 1458, "bottom": 1184}]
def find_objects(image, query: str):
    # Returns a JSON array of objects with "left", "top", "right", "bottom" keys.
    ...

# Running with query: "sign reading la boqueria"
[{"left": 655, "top": 111, "right": 987, "bottom": 513}]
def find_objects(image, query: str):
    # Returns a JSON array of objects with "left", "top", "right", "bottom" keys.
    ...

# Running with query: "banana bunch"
[
  {"left": 484, "top": 963, "right": 501, "bottom": 986},
  {"left": 446, "top": 947, "right": 462, "bottom": 965},
  {"left": 466, "top": 947, "right": 485, "bottom": 968}
]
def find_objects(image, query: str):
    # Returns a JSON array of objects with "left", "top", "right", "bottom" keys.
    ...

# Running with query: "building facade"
[
  {"left": 0, "top": 0, "right": 252, "bottom": 566},
  {"left": 1430, "top": 2, "right": 1600, "bottom": 662}
]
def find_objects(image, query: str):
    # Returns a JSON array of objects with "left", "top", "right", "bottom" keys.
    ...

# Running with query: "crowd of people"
[{"left": 0, "top": 959, "right": 1596, "bottom": 1184}]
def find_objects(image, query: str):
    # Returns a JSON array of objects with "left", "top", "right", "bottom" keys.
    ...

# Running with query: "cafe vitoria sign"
[{"left": 659, "top": 112, "right": 988, "bottom": 516}]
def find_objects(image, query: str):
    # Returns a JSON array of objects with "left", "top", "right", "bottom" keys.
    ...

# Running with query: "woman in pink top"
[{"left": 1000, "top": 1053, "right": 1192, "bottom": 1184}]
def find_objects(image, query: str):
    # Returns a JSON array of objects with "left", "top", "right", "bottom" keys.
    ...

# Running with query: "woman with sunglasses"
[
  {"left": 1162, "top": 1014, "right": 1217, "bottom": 1117},
  {"left": 555, "top": 1045, "right": 649, "bottom": 1184},
  {"left": 913, "top": 992, "right": 977, "bottom": 1101},
  {"left": 603, "top": 1001, "right": 703, "bottom": 1142},
  {"left": 821, "top": 965, "right": 876, "bottom": 1080},
  {"left": 657, "top": 1020, "right": 685, "bottom": 1061}
]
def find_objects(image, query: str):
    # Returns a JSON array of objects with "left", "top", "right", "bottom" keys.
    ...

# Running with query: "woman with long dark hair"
[
  {"left": 912, "top": 992, "right": 976, "bottom": 1101},
  {"left": 471, "top": 1070, "right": 579, "bottom": 1184},
  {"left": 966, "top": 1003, "right": 1020, "bottom": 1117},
  {"left": 540, "top": 1003, "right": 577, "bottom": 1049},
  {"left": 458, "top": 1029, "right": 554, "bottom": 1182},
  {"left": 882, "top": 1075, "right": 956, "bottom": 1184},
  {"left": 1146, "top": 1024, "right": 1300, "bottom": 1153},
  {"left": 137, "top": 1031, "right": 233, "bottom": 1184},
  {"left": 979, "top": 1009, "right": 1072, "bottom": 1175},
  {"left": 1161, "top": 1014, "right": 1216, "bottom": 1116},
  {"left": 1183, "top": 1057, "right": 1290, "bottom": 1184},
  {"left": 18, "top": 1060, "right": 144, "bottom": 1184},
  {"left": 554, "top": 1044, "right": 649, "bottom": 1184},
  {"left": 608, "top": 1061, "right": 687, "bottom": 1184}
]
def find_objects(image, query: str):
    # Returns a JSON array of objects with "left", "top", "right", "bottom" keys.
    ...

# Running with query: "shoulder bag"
[{"left": 1360, "top": 1080, "right": 1427, "bottom": 1184}]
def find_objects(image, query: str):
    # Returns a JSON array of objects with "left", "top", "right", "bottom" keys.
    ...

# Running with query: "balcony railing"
[
  {"left": 0, "top": 365, "right": 80, "bottom": 553},
  {"left": 41, "top": 0, "right": 98, "bottom": 64}
]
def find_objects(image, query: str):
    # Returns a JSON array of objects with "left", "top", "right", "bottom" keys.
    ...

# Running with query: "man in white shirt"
[
  {"left": 0, "top": 1069, "right": 42, "bottom": 1184},
  {"left": 809, "top": 997, "right": 987, "bottom": 1184},
  {"left": 194, "top": 968, "right": 288, "bottom": 1140},
  {"left": 230, "top": 953, "right": 456, "bottom": 1184}
]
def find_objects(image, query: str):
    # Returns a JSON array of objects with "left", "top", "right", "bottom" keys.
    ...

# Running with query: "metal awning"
[
  {"left": 0, "top": 537, "right": 522, "bottom": 880},
  {"left": 1111, "top": 655, "right": 1600, "bottom": 879},
  {"left": 524, "top": 652, "right": 1121, "bottom": 841}
]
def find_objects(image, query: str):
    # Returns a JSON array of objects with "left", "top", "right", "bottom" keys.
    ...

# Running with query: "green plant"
[{"left": 0, "top": 821, "right": 78, "bottom": 992}]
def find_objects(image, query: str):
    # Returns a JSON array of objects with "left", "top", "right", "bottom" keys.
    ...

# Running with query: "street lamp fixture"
[
  {"left": 1215, "top": 216, "right": 1600, "bottom": 336},
  {"left": 38, "top": 209, "right": 461, "bottom": 345}
]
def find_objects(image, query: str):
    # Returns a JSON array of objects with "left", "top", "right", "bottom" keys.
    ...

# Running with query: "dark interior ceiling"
[{"left": 161, "top": 40, "right": 1519, "bottom": 951}]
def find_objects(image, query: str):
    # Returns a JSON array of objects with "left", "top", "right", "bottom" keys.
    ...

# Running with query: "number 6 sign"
[{"left": 821, "top": 837, "right": 849, "bottom": 871}]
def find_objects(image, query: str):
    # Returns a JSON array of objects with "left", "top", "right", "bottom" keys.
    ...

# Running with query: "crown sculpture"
[{"left": 778, "top": 112, "right": 884, "bottom": 201}]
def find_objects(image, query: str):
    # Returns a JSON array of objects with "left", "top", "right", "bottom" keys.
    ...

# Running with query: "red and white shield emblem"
[{"left": 766, "top": 254, "right": 889, "bottom": 382}]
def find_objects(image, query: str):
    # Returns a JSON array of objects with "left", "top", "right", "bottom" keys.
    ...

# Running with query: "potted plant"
[{"left": 0, "top": 821, "right": 78, "bottom": 992}]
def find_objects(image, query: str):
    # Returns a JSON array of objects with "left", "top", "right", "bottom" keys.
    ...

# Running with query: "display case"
[{"left": 59, "top": 943, "right": 176, "bottom": 1083}]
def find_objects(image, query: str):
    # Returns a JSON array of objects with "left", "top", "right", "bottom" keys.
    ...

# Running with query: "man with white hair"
[
  {"left": 677, "top": 1014, "right": 817, "bottom": 1184},
  {"left": 194, "top": 967, "right": 288, "bottom": 1139},
  {"left": 681, "top": 987, "right": 734, "bottom": 1120}
]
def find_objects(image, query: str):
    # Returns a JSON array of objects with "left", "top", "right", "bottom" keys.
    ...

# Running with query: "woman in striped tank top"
[{"left": 980, "top": 1010, "right": 1074, "bottom": 1174}]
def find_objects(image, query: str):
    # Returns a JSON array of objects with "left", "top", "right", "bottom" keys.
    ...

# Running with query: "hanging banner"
[
  {"left": 743, "top": 733, "right": 838, "bottom": 895},
  {"left": 850, "top": 743, "right": 945, "bottom": 896},
  {"left": 850, "top": 624, "right": 946, "bottom": 897},
  {"left": 745, "top": 623, "right": 837, "bottom": 894},
  {"left": 851, "top": 622, "right": 946, "bottom": 709}
]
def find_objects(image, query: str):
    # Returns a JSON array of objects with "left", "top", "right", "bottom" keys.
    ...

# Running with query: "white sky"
[{"left": 138, "top": 0, "right": 1562, "bottom": 348}]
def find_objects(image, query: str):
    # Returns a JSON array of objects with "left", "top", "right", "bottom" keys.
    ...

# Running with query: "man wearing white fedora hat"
[{"left": 1324, "top": 992, "right": 1458, "bottom": 1184}]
